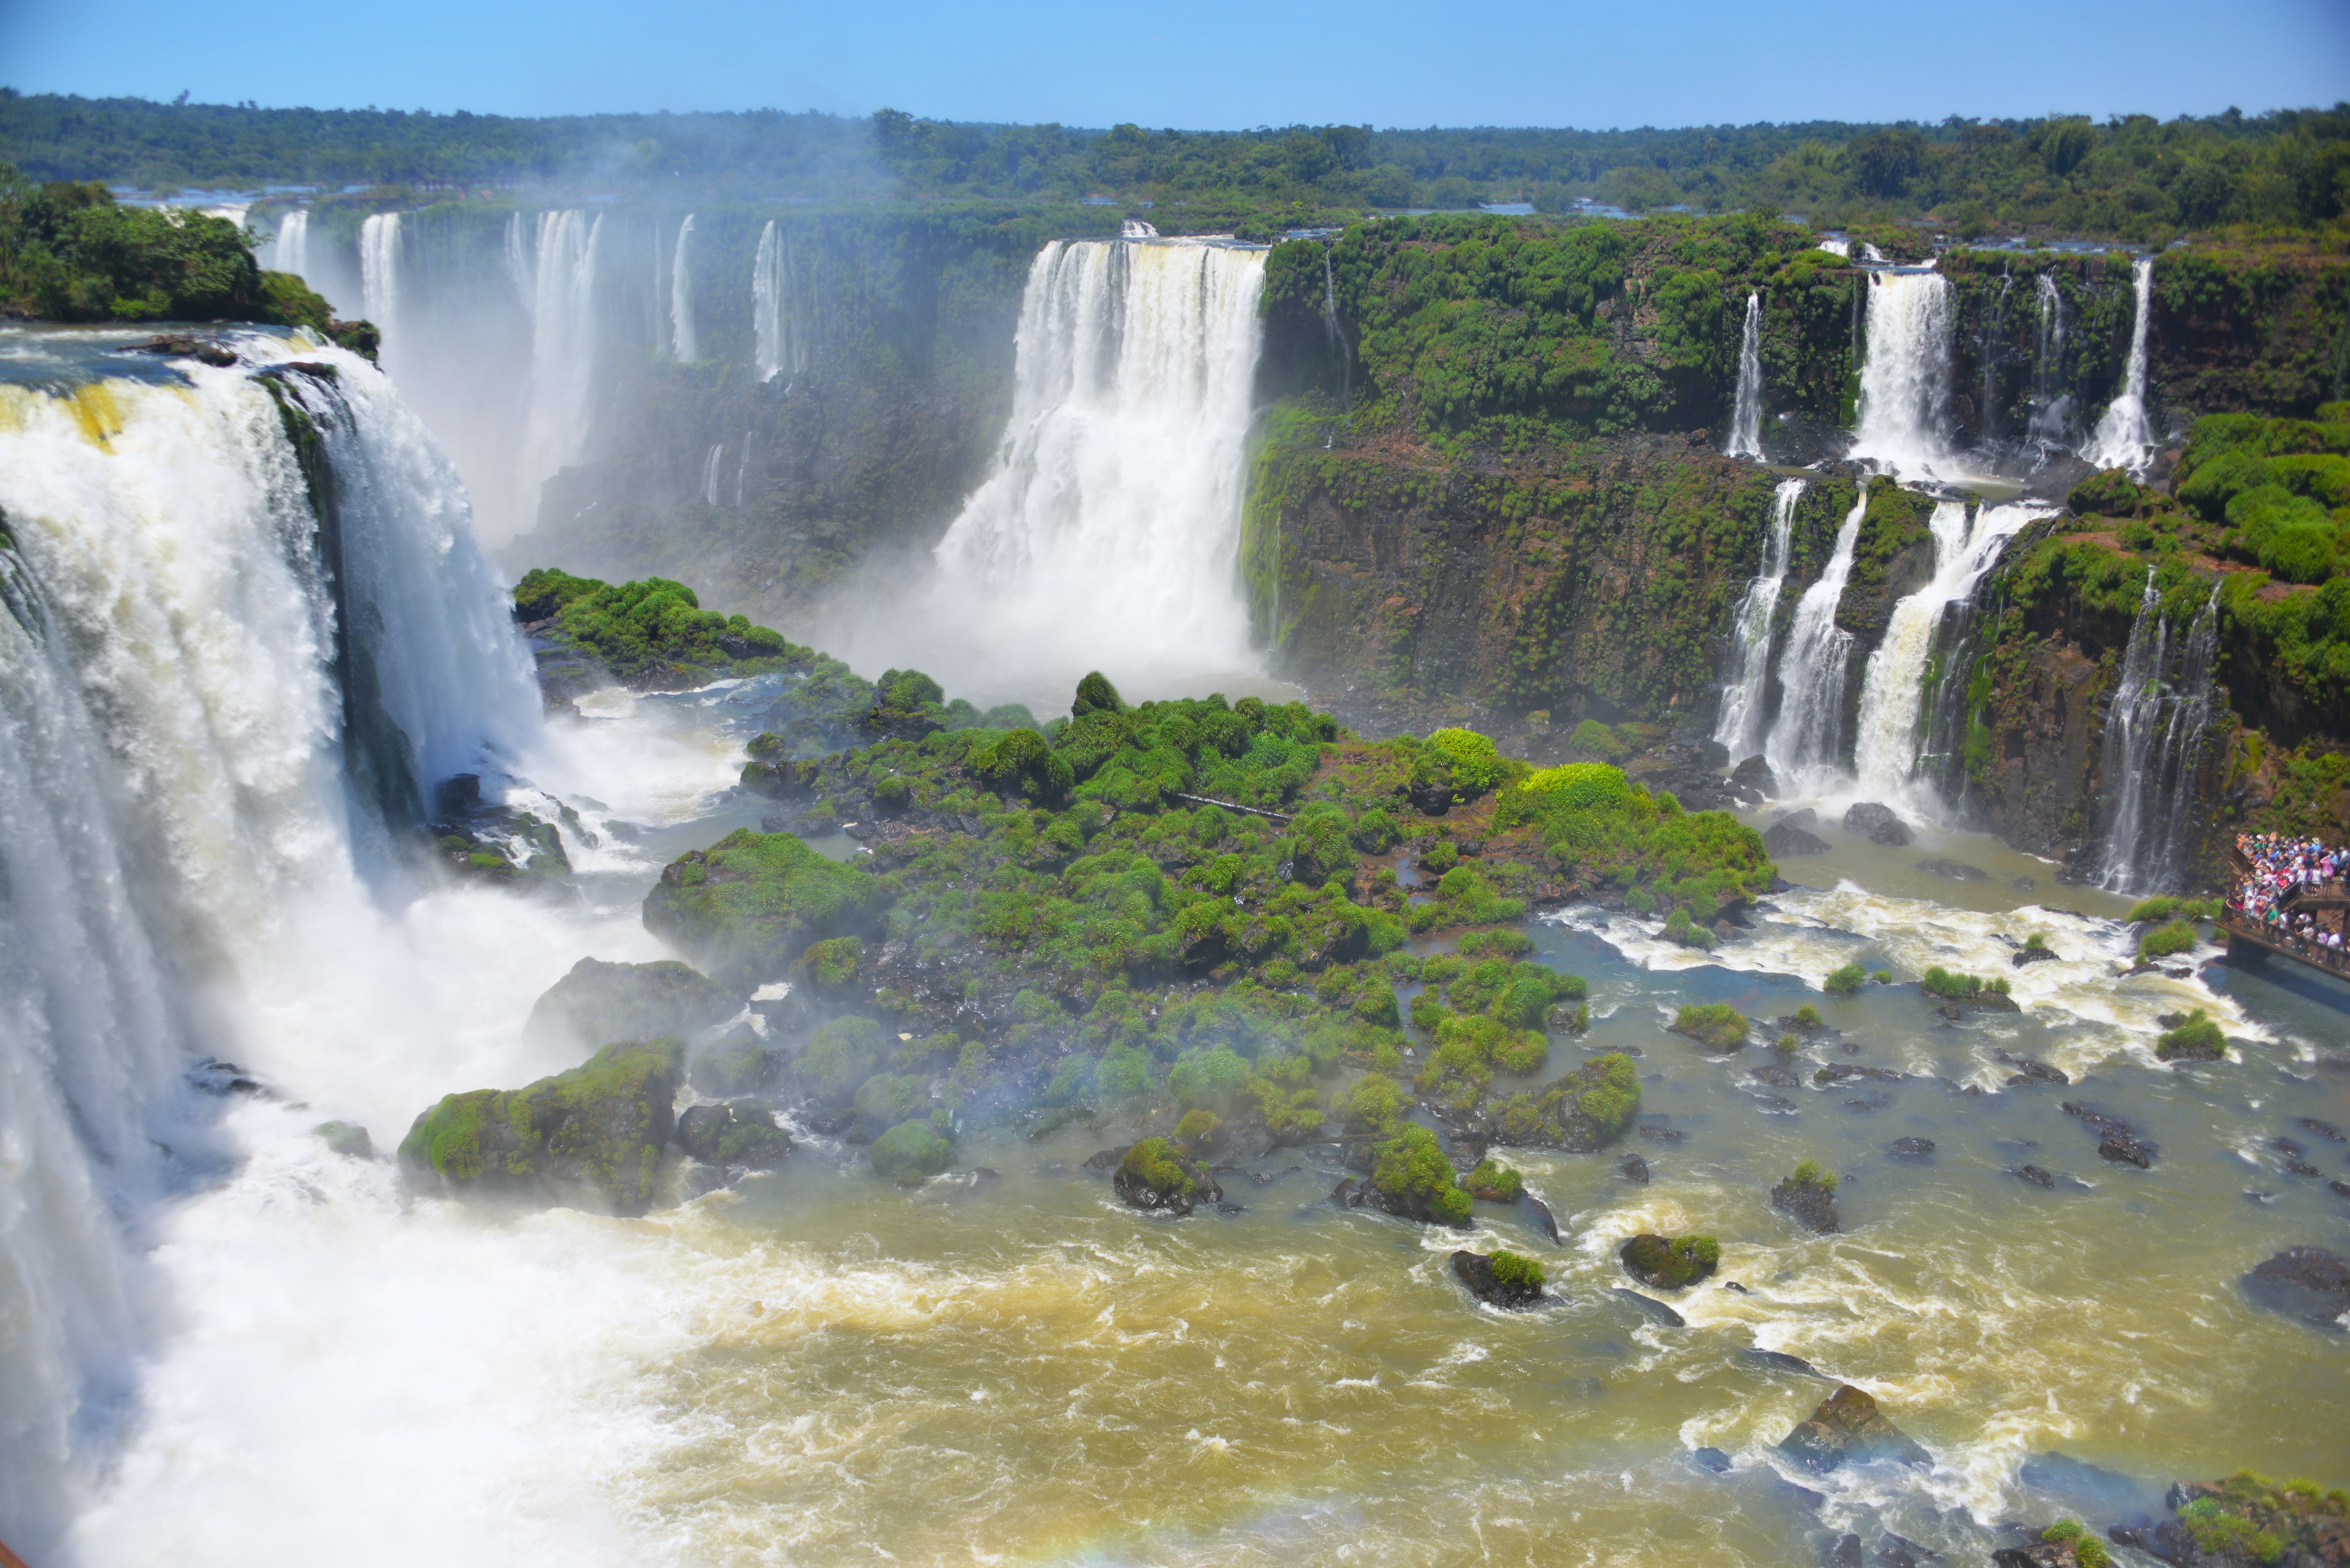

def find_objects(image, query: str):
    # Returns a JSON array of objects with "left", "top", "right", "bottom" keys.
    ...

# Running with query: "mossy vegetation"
[
  {"left": 512, "top": 568, "right": 815, "bottom": 690},
  {"left": 2039, "top": 1521, "right": 2111, "bottom": 1568},
  {"left": 2173, "top": 1472, "right": 2350, "bottom": 1566},
  {"left": 1463, "top": 1158, "right": 1524, "bottom": 1202},
  {"left": 1483, "top": 1051, "right": 1640, "bottom": 1149},
  {"left": 1921, "top": 966, "right": 2013, "bottom": 1001},
  {"left": 1791, "top": 1159, "right": 1838, "bottom": 1191},
  {"left": 1618, "top": 1233, "right": 1721, "bottom": 1289},
  {"left": 1670, "top": 1002, "right": 1749, "bottom": 1050},
  {"left": 1487, "top": 1250, "right": 1545, "bottom": 1293},
  {"left": 1824, "top": 961, "right": 1869, "bottom": 995},
  {"left": 2155, "top": 1009, "right": 2227, "bottom": 1060},
  {"left": 870, "top": 1117, "right": 953, "bottom": 1184},
  {"left": 641, "top": 828, "right": 891, "bottom": 985},
  {"left": 1370, "top": 1123, "right": 1473, "bottom": 1225},
  {"left": 2136, "top": 920, "right": 2202, "bottom": 961}
]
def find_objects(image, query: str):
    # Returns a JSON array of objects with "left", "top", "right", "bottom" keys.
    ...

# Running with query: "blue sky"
[{"left": 4, "top": 0, "right": 2346, "bottom": 128}]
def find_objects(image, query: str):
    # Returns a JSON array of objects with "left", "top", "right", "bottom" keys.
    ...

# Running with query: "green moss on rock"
[
  {"left": 643, "top": 829, "right": 891, "bottom": 985},
  {"left": 870, "top": 1118, "right": 953, "bottom": 1185},
  {"left": 1618, "top": 1232, "right": 1721, "bottom": 1289}
]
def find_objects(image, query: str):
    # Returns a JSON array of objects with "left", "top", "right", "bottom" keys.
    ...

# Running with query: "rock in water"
[
  {"left": 1915, "top": 857, "right": 1989, "bottom": 881},
  {"left": 524, "top": 956, "right": 735, "bottom": 1053},
  {"left": 1989, "top": 1545, "right": 2072, "bottom": 1568},
  {"left": 1618, "top": 1154, "right": 1651, "bottom": 1184},
  {"left": 1691, "top": 1446, "right": 1733, "bottom": 1473},
  {"left": 1775, "top": 1384, "right": 1931, "bottom": 1472},
  {"left": 1619, "top": 1233, "right": 1720, "bottom": 1289},
  {"left": 1740, "top": 1347, "right": 1825, "bottom": 1378},
  {"left": 1823, "top": 1534, "right": 1863, "bottom": 1568},
  {"left": 641, "top": 829, "right": 891, "bottom": 985},
  {"left": 398, "top": 1038, "right": 686, "bottom": 1216},
  {"left": 1452, "top": 1250, "right": 1544, "bottom": 1309},
  {"left": 1730, "top": 755, "right": 1780, "bottom": 798},
  {"left": 1842, "top": 802, "right": 1914, "bottom": 846},
  {"left": 2239, "top": 1246, "right": 2350, "bottom": 1327},
  {"left": 1888, "top": 1137, "right": 1936, "bottom": 1162},
  {"left": 1763, "top": 821, "right": 1832, "bottom": 857},
  {"left": 675, "top": 1101, "right": 792, "bottom": 1170},
  {"left": 1526, "top": 1194, "right": 1562, "bottom": 1244},
  {"left": 313, "top": 1120, "right": 373, "bottom": 1159},
  {"left": 1113, "top": 1137, "right": 1221, "bottom": 1214},
  {"left": 1611, "top": 1287, "right": 1686, "bottom": 1327},
  {"left": 1770, "top": 1171, "right": 1842, "bottom": 1233}
]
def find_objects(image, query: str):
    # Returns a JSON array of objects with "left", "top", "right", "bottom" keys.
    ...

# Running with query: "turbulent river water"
[{"left": 3, "top": 327, "right": 2347, "bottom": 1567}]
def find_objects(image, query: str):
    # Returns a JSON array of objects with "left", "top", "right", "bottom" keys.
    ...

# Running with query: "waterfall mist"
[{"left": 2084, "top": 256, "right": 2157, "bottom": 476}]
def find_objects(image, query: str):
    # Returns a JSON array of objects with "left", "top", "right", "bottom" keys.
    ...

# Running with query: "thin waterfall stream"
[
  {"left": 1713, "top": 478, "right": 1805, "bottom": 759},
  {"left": 1763, "top": 487, "right": 1868, "bottom": 788}
]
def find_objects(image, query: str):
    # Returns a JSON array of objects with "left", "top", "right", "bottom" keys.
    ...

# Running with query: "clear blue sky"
[{"left": 4, "top": 0, "right": 2345, "bottom": 128}]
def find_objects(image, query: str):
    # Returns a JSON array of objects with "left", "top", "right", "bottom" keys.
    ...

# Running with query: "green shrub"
[
  {"left": 1463, "top": 1158, "right": 1524, "bottom": 1201},
  {"left": 1370, "top": 1124, "right": 1472, "bottom": 1225},
  {"left": 1116, "top": 1136, "right": 1195, "bottom": 1195},
  {"left": 1790, "top": 1158, "right": 1838, "bottom": 1190},
  {"left": 1824, "top": 962, "right": 1867, "bottom": 995},
  {"left": 1338, "top": 1073, "right": 1405, "bottom": 1134},
  {"left": 1922, "top": 965, "right": 2007, "bottom": 999},
  {"left": 1567, "top": 719, "right": 1627, "bottom": 760},
  {"left": 2138, "top": 920, "right": 2199, "bottom": 961},
  {"left": 1671, "top": 1002, "right": 1747, "bottom": 1049},
  {"left": 1428, "top": 728, "right": 1507, "bottom": 798},
  {"left": 1174, "top": 1109, "right": 1223, "bottom": 1149},
  {"left": 1775, "top": 1032, "right": 1799, "bottom": 1052},
  {"left": 2155, "top": 1009, "right": 2227, "bottom": 1060},
  {"left": 1169, "top": 1046, "right": 1251, "bottom": 1109},
  {"left": 1871, "top": 969, "right": 1892, "bottom": 984},
  {"left": 1488, "top": 1250, "right": 1546, "bottom": 1292},
  {"left": 869, "top": 1118, "right": 952, "bottom": 1185},
  {"left": 1350, "top": 806, "right": 1400, "bottom": 853},
  {"left": 1619, "top": 1233, "right": 1721, "bottom": 1287},
  {"left": 1792, "top": 1003, "right": 1823, "bottom": 1029}
]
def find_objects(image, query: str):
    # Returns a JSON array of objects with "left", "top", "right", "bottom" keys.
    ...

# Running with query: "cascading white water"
[
  {"left": 701, "top": 444, "right": 724, "bottom": 506},
  {"left": 1763, "top": 487, "right": 1869, "bottom": 788},
  {"left": 926, "top": 238, "right": 1266, "bottom": 685},
  {"left": 1851, "top": 501, "right": 2044, "bottom": 805},
  {"left": 668, "top": 216, "right": 698, "bottom": 363},
  {"left": 273, "top": 210, "right": 311, "bottom": 284},
  {"left": 0, "top": 338, "right": 539, "bottom": 1549},
  {"left": 753, "top": 221, "right": 783, "bottom": 383},
  {"left": 359, "top": 214, "right": 402, "bottom": 362},
  {"left": 1724, "top": 292, "right": 1764, "bottom": 459},
  {"left": 2085, "top": 256, "right": 2156, "bottom": 475},
  {"left": 516, "top": 211, "right": 602, "bottom": 529},
  {"left": 2095, "top": 579, "right": 2220, "bottom": 891},
  {"left": 2028, "top": 273, "right": 2072, "bottom": 447},
  {"left": 1850, "top": 271, "right": 1955, "bottom": 477},
  {"left": 1713, "top": 478, "right": 1805, "bottom": 759}
]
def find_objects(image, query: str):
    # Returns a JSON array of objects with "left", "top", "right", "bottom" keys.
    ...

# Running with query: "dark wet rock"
[
  {"left": 689, "top": 1032, "right": 783, "bottom": 1098},
  {"left": 1082, "top": 1146, "right": 1127, "bottom": 1173},
  {"left": 1825, "top": 1533, "right": 1864, "bottom": 1568},
  {"left": 2098, "top": 1127, "right": 2158, "bottom": 1168},
  {"left": 1888, "top": 1136, "right": 1936, "bottom": 1162},
  {"left": 1730, "top": 754, "right": 1781, "bottom": 799},
  {"left": 1773, "top": 807, "right": 1819, "bottom": 832},
  {"left": 2331, "top": 1179, "right": 2350, "bottom": 1200},
  {"left": 2011, "top": 874, "right": 2038, "bottom": 891},
  {"left": 1723, "top": 1280, "right": 1750, "bottom": 1293},
  {"left": 191, "top": 1057, "right": 268, "bottom": 1096},
  {"left": 2285, "top": 1157, "right": 2324, "bottom": 1179},
  {"left": 1843, "top": 802, "right": 1914, "bottom": 846},
  {"left": 2298, "top": 1117, "right": 2346, "bottom": 1143},
  {"left": 1620, "top": 1233, "right": 1720, "bottom": 1289},
  {"left": 1771, "top": 1171, "right": 1842, "bottom": 1234},
  {"left": 1842, "top": 1094, "right": 1892, "bottom": 1112},
  {"left": 2018, "top": 1450, "right": 2160, "bottom": 1515},
  {"left": 1618, "top": 1154, "right": 1650, "bottom": 1183},
  {"left": 2273, "top": 1136, "right": 2307, "bottom": 1157},
  {"left": 1750, "top": 1090, "right": 1800, "bottom": 1112},
  {"left": 1113, "top": 1139, "right": 1222, "bottom": 1214},
  {"left": 1691, "top": 1446, "right": 1734, "bottom": 1474},
  {"left": 123, "top": 332, "right": 239, "bottom": 367},
  {"left": 1877, "top": 1531, "right": 1939, "bottom": 1567},
  {"left": 1245, "top": 1165, "right": 1301, "bottom": 1186},
  {"left": 1639, "top": 1123, "right": 1686, "bottom": 1144},
  {"left": 1527, "top": 1194, "right": 1561, "bottom": 1244},
  {"left": 1989, "top": 1545, "right": 2073, "bottom": 1568},
  {"left": 1765, "top": 821, "right": 1833, "bottom": 857},
  {"left": 1916, "top": 857, "right": 1989, "bottom": 882},
  {"left": 1330, "top": 1175, "right": 1367, "bottom": 1208},
  {"left": 2002, "top": 1057, "right": 2069, "bottom": 1087},
  {"left": 676, "top": 1101, "right": 792, "bottom": 1170},
  {"left": 1814, "top": 1063, "right": 1904, "bottom": 1086},
  {"left": 1776, "top": 1384, "right": 1931, "bottom": 1472},
  {"left": 1752, "top": 1063, "right": 1801, "bottom": 1088},
  {"left": 526, "top": 956, "right": 735, "bottom": 1054},
  {"left": 1612, "top": 1287, "right": 1686, "bottom": 1327},
  {"left": 313, "top": 1121, "right": 373, "bottom": 1159},
  {"left": 1741, "top": 1347, "right": 1827, "bottom": 1378},
  {"left": 2011, "top": 942, "right": 2060, "bottom": 967},
  {"left": 2239, "top": 1246, "right": 2350, "bottom": 1328},
  {"left": 1452, "top": 1249, "right": 1545, "bottom": 1309},
  {"left": 2247, "top": 1189, "right": 2277, "bottom": 1203},
  {"left": 2017, "top": 1165, "right": 2058, "bottom": 1188}
]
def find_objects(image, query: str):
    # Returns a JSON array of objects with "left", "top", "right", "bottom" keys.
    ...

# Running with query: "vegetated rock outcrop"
[
  {"left": 1771, "top": 1161, "right": 1842, "bottom": 1233},
  {"left": 1453, "top": 1249, "right": 1545, "bottom": 1309},
  {"left": 1114, "top": 1137, "right": 1221, "bottom": 1214},
  {"left": 641, "top": 828, "right": 891, "bottom": 986},
  {"left": 1776, "top": 1384, "right": 1931, "bottom": 1472},
  {"left": 674, "top": 1100, "right": 792, "bottom": 1171},
  {"left": 398, "top": 1038, "right": 687, "bottom": 1216},
  {"left": 2116, "top": 1471, "right": 2350, "bottom": 1566},
  {"left": 1618, "top": 1233, "right": 1720, "bottom": 1289},
  {"left": 523, "top": 957, "right": 736, "bottom": 1052}
]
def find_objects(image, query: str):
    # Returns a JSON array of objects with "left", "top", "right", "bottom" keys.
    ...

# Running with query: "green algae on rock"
[
  {"left": 641, "top": 829, "right": 891, "bottom": 986},
  {"left": 397, "top": 1038, "right": 687, "bottom": 1216},
  {"left": 1618, "top": 1233, "right": 1721, "bottom": 1290},
  {"left": 522, "top": 956, "right": 734, "bottom": 1052}
]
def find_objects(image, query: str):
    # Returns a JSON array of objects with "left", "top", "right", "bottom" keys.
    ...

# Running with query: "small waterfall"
[
  {"left": 753, "top": 221, "right": 784, "bottom": 382},
  {"left": 516, "top": 211, "right": 602, "bottom": 529},
  {"left": 2085, "top": 256, "right": 2156, "bottom": 475},
  {"left": 273, "top": 209, "right": 311, "bottom": 284},
  {"left": 1321, "top": 245, "right": 1352, "bottom": 415},
  {"left": 1850, "top": 271, "right": 1955, "bottom": 476},
  {"left": 1852, "top": 501, "right": 2043, "bottom": 803},
  {"left": 2028, "top": 274, "right": 2072, "bottom": 447},
  {"left": 1724, "top": 292, "right": 1765, "bottom": 459},
  {"left": 930, "top": 238, "right": 1266, "bottom": 679},
  {"left": 359, "top": 213, "right": 402, "bottom": 355},
  {"left": 2095, "top": 579, "right": 2221, "bottom": 892},
  {"left": 1121, "top": 219, "right": 1160, "bottom": 239},
  {"left": 668, "top": 215, "right": 698, "bottom": 362},
  {"left": 1764, "top": 486, "right": 1869, "bottom": 787},
  {"left": 701, "top": 444, "right": 724, "bottom": 506},
  {"left": 1713, "top": 478, "right": 1805, "bottom": 758},
  {"left": 0, "top": 339, "right": 536, "bottom": 1542}
]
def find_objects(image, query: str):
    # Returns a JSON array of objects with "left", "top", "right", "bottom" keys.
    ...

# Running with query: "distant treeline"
[{"left": 2, "top": 87, "right": 2346, "bottom": 241}]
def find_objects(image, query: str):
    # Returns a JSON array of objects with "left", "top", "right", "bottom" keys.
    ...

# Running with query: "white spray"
[
  {"left": 1724, "top": 292, "right": 1765, "bottom": 459},
  {"left": 1713, "top": 478, "right": 1805, "bottom": 759},
  {"left": 668, "top": 215, "right": 698, "bottom": 363}
]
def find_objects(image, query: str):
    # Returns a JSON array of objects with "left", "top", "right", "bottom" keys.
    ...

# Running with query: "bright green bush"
[
  {"left": 1464, "top": 1158, "right": 1524, "bottom": 1200},
  {"left": 1428, "top": 728, "right": 1507, "bottom": 798},
  {"left": 869, "top": 1118, "right": 953, "bottom": 1185},
  {"left": 2138, "top": 920, "right": 2200, "bottom": 961},
  {"left": 1671, "top": 1002, "right": 1747, "bottom": 1048},
  {"left": 1488, "top": 1250, "right": 1546, "bottom": 1292},
  {"left": 1370, "top": 1124, "right": 1473, "bottom": 1225},
  {"left": 1790, "top": 1158, "right": 1838, "bottom": 1190},
  {"left": 2155, "top": 1009, "right": 2226, "bottom": 1060}
]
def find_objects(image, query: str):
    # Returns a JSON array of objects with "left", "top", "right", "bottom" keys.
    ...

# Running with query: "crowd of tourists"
[{"left": 2230, "top": 832, "right": 2349, "bottom": 963}]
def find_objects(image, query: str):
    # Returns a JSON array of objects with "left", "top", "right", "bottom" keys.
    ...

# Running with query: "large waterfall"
[
  {"left": 1849, "top": 271, "right": 1954, "bottom": 478},
  {"left": 516, "top": 211, "right": 603, "bottom": 529},
  {"left": 925, "top": 237, "right": 1267, "bottom": 690},
  {"left": 1763, "top": 487, "right": 1869, "bottom": 788},
  {"left": 272, "top": 209, "right": 311, "bottom": 284},
  {"left": 668, "top": 216, "right": 698, "bottom": 363},
  {"left": 2085, "top": 256, "right": 2157, "bottom": 475},
  {"left": 359, "top": 213, "right": 403, "bottom": 364},
  {"left": 0, "top": 334, "right": 539, "bottom": 1549},
  {"left": 1713, "top": 478, "right": 1805, "bottom": 759},
  {"left": 752, "top": 220, "right": 808, "bottom": 384},
  {"left": 1851, "top": 501, "right": 2041, "bottom": 802},
  {"left": 2094, "top": 577, "right": 2220, "bottom": 892},
  {"left": 1723, "top": 292, "right": 1764, "bottom": 459}
]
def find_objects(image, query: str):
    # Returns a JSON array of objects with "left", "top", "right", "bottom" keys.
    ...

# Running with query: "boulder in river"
[
  {"left": 1618, "top": 1153, "right": 1651, "bottom": 1184},
  {"left": 1887, "top": 1136, "right": 1935, "bottom": 1162},
  {"left": 1729, "top": 755, "right": 1781, "bottom": 801},
  {"left": 1773, "top": 807, "right": 1819, "bottom": 832},
  {"left": 1611, "top": 1287, "right": 1686, "bottom": 1326},
  {"left": 1842, "top": 802, "right": 1914, "bottom": 846},
  {"left": 1526, "top": 1194, "right": 1562, "bottom": 1244},
  {"left": 524, "top": 956, "right": 735, "bottom": 1054},
  {"left": 1770, "top": 1162, "right": 1842, "bottom": 1233},
  {"left": 2238, "top": 1245, "right": 2350, "bottom": 1328},
  {"left": 313, "top": 1120, "right": 373, "bottom": 1159},
  {"left": 641, "top": 829, "right": 891, "bottom": 986},
  {"left": 1775, "top": 1383, "right": 1931, "bottom": 1472},
  {"left": 2016, "top": 1164, "right": 2058, "bottom": 1188},
  {"left": 675, "top": 1100, "right": 792, "bottom": 1170},
  {"left": 1114, "top": 1137, "right": 1222, "bottom": 1214},
  {"left": 1916, "top": 857, "right": 1989, "bottom": 882},
  {"left": 1452, "top": 1249, "right": 1546, "bottom": 1309},
  {"left": 1619, "top": 1233, "right": 1720, "bottom": 1289},
  {"left": 1764, "top": 821, "right": 1832, "bottom": 857}
]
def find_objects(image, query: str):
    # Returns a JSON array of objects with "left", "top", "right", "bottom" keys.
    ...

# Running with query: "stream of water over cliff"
[{"left": 2, "top": 326, "right": 2346, "bottom": 1568}]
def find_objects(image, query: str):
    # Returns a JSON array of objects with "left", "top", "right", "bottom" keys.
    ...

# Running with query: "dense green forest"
[{"left": 4, "top": 87, "right": 2346, "bottom": 242}]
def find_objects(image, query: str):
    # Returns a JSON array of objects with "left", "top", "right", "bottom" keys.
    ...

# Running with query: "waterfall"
[
  {"left": 2085, "top": 256, "right": 2156, "bottom": 475},
  {"left": 273, "top": 209, "right": 311, "bottom": 284},
  {"left": 1321, "top": 245, "right": 1352, "bottom": 414},
  {"left": 1850, "top": 271, "right": 1955, "bottom": 476},
  {"left": 1852, "top": 501, "right": 2043, "bottom": 803},
  {"left": 1121, "top": 219, "right": 1159, "bottom": 239},
  {"left": 2029, "top": 274, "right": 2072, "bottom": 448},
  {"left": 1713, "top": 479, "right": 1805, "bottom": 758},
  {"left": 1724, "top": 292, "right": 1764, "bottom": 459},
  {"left": 516, "top": 211, "right": 602, "bottom": 530},
  {"left": 668, "top": 215, "right": 698, "bottom": 363},
  {"left": 359, "top": 213, "right": 402, "bottom": 355},
  {"left": 734, "top": 446, "right": 749, "bottom": 508},
  {"left": 0, "top": 336, "right": 537, "bottom": 1545},
  {"left": 929, "top": 237, "right": 1266, "bottom": 682},
  {"left": 701, "top": 444, "right": 724, "bottom": 506},
  {"left": 753, "top": 221, "right": 783, "bottom": 383},
  {"left": 1764, "top": 486, "right": 1869, "bottom": 787},
  {"left": 2095, "top": 580, "right": 2221, "bottom": 892}
]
